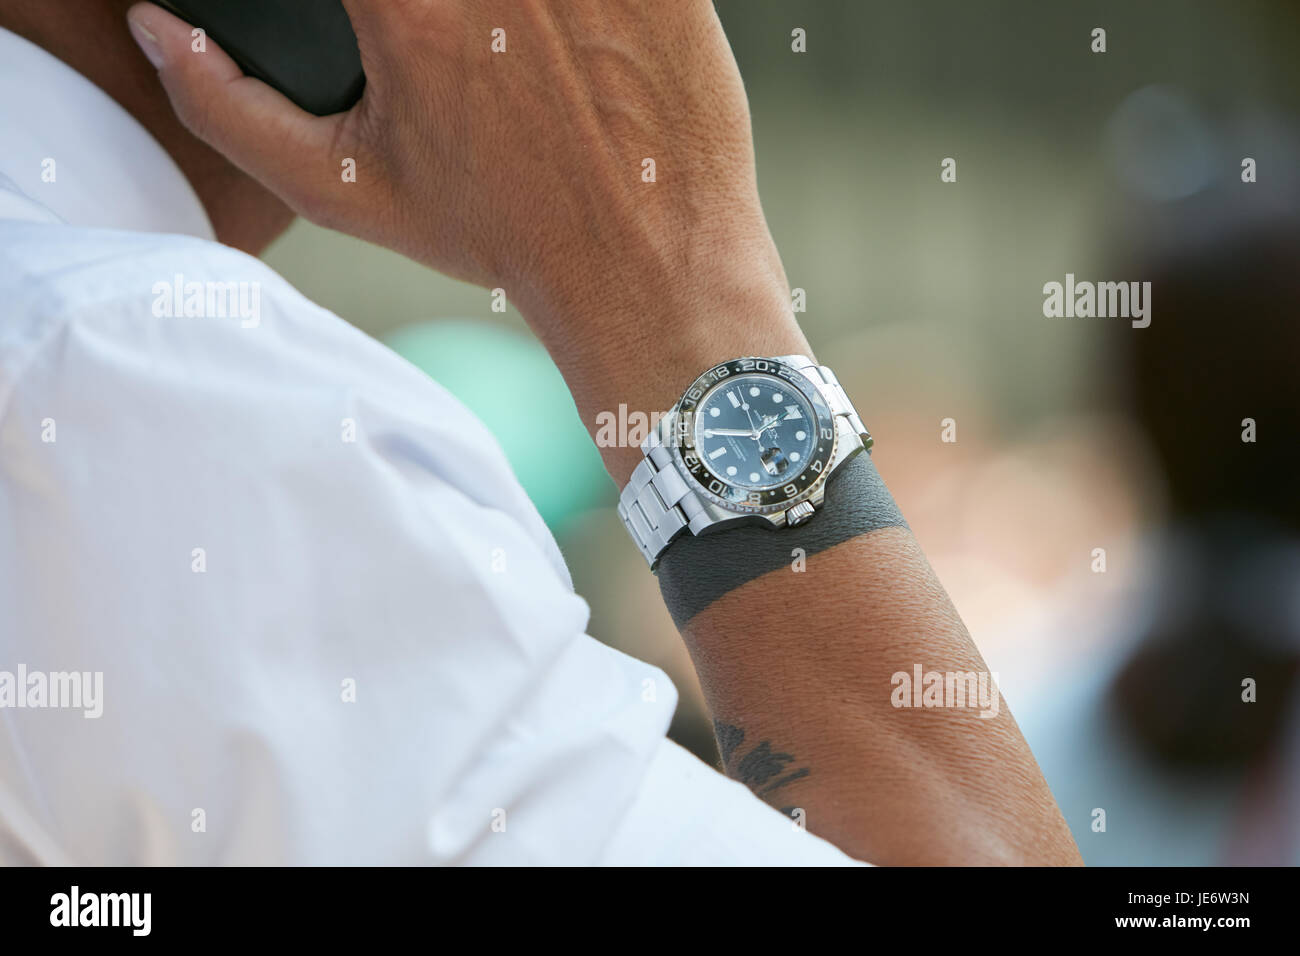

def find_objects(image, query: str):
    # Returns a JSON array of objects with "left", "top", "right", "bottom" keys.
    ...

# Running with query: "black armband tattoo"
[{"left": 655, "top": 452, "right": 907, "bottom": 626}]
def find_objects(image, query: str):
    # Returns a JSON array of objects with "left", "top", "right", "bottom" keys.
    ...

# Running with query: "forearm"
[
  {"left": 684, "top": 524, "right": 1081, "bottom": 866},
  {"left": 532, "top": 276, "right": 1081, "bottom": 866}
]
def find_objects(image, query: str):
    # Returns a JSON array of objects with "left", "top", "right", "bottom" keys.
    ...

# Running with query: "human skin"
[
  {"left": 0, "top": 0, "right": 293, "bottom": 253},
  {"left": 121, "top": 0, "right": 1081, "bottom": 864}
]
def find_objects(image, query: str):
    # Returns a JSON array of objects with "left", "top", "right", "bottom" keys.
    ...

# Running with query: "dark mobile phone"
[{"left": 152, "top": 0, "right": 364, "bottom": 115}]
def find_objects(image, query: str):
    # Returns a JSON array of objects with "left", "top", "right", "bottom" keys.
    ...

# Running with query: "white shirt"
[{"left": 0, "top": 26, "right": 860, "bottom": 865}]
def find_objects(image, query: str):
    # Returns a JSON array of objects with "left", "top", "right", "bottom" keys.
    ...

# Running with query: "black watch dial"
[{"left": 675, "top": 358, "right": 837, "bottom": 513}]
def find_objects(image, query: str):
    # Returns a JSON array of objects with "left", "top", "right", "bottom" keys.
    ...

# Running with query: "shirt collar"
[{"left": 0, "top": 26, "right": 215, "bottom": 240}]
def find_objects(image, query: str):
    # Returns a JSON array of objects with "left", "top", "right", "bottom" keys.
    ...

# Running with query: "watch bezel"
[{"left": 669, "top": 357, "right": 838, "bottom": 516}]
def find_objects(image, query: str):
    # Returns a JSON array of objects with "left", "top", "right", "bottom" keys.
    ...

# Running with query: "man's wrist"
[{"left": 516, "top": 245, "right": 811, "bottom": 484}]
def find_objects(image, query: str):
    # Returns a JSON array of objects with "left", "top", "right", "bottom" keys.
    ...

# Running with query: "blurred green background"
[{"left": 262, "top": 1, "right": 1300, "bottom": 789}]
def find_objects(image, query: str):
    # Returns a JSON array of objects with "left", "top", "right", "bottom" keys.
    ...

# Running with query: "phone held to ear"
[{"left": 151, "top": 0, "right": 364, "bottom": 115}]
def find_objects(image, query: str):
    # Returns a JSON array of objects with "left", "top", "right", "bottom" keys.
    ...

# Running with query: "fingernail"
[{"left": 127, "top": 14, "right": 165, "bottom": 69}]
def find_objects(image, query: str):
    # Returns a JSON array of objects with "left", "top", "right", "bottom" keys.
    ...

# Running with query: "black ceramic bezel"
[{"left": 670, "top": 358, "right": 838, "bottom": 515}]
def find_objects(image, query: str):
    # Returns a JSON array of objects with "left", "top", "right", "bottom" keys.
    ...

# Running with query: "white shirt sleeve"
[{"left": 0, "top": 222, "right": 863, "bottom": 866}]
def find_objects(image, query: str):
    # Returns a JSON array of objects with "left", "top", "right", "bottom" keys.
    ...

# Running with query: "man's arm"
[
  {"left": 554, "top": 283, "right": 1078, "bottom": 865},
  {"left": 126, "top": 0, "right": 1080, "bottom": 864}
]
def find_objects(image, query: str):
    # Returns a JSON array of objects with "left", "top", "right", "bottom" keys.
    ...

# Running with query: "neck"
[{"left": 1, "top": 0, "right": 293, "bottom": 254}]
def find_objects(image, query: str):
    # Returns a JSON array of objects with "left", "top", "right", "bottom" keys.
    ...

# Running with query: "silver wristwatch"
[{"left": 617, "top": 354, "right": 872, "bottom": 569}]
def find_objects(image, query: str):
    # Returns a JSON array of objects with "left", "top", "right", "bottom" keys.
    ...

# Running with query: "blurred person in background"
[{"left": 1019, "top": 198, "right": 1300, "bottom": 865}]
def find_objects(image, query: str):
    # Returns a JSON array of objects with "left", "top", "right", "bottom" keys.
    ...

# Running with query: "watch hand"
[{"left": 704, "top": 427, "right": 756, "bottom": 437}]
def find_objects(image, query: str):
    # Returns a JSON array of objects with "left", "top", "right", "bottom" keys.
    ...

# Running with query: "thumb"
[{"left": 125, "top": 2, "right": 349, "bottom": 220}]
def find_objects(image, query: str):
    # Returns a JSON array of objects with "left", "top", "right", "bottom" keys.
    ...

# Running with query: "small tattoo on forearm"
[{"left": 715, "top": 720, "right": 811, "bottom": 806}]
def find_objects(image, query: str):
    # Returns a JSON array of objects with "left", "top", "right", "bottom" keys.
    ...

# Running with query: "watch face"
[{"left": 674, "top": 358, "right": 837, "bottom": 514}]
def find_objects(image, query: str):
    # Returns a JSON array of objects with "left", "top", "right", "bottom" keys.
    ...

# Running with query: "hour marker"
[
  {"left": 795, "top": 430, "right": 806, "bottom": 441},
  {"left": 748, "top": 387, "right": 760, "bottom": 397},
  {"left": 749, "top": 472, "right": 760, "bottom": 482},
  {"left": 708, "top": 446, "right": 728, "bottom": 460},
  {"left": 772, "top": 393, "right": 784, "bottom": 402},
  {"left": 785, "top": 405, "right": 803, "bottom": 419},
  {"left": 709, "top": 406, "right": 721, "bottom": 418},
  {"left": 790, "top": 452, "right": 801, "bottom": 462},
  {"left": 726, "top": 466, "right": 737, "bottom": 476},
  {"left": 727, "top": 391, "right": 741, "bottom": 408}
]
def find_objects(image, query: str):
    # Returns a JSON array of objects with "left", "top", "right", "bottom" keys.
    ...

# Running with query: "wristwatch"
[{"left": 617, "top": 354, "right": 872, "bottom": 569}]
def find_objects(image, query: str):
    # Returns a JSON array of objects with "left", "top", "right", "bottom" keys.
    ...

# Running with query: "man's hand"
[{"left": 127, "top": 0, "right": 806, "bottom": 482}]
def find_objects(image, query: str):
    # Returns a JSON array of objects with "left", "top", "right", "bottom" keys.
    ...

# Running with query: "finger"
[
  {"left": 338, "top": 0, "right": 394, "bottom": 37},
  {"left": 339, "top": 0, "right": 455, "bottom": 35},
  {"left": 339, "top": 0, "right": 465, "bottom": 65},
  {"left": 125, "top": 2, "right": 348, "bottom": 220}
]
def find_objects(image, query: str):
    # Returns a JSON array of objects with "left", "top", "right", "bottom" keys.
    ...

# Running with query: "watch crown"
[{"left": 786, "top": 501, "right": 816, "bottom": 526}]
